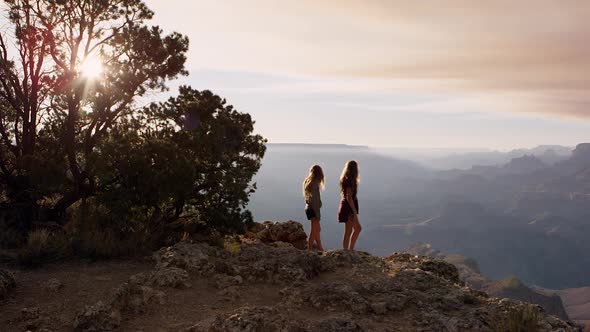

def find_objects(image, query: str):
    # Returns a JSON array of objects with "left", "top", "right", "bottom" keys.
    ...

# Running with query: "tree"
[
  {"left": 0, "top": 1, "right": 267, "bottom": 243},
  {"left": 0, "top": 0, "right": 188, "bottom": 229},
  {"left": 93, "top": 87, "right": 266, "bottom": 237}
]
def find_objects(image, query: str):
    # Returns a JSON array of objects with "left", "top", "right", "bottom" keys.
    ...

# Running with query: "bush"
[
  {"left": 93, "top": 87, "right": 266, "bottom": 237},
  {"left": 68, "top": 201, "right": 147, "bottom": 259},
  {"left": 222, "top": 235, "right": 242, "bottom": 255},
  {"left": 18, "top": 230, "right": 70, "bottom": 267},
  {"left": 0, "top": 204, "right": 27, "bottom": 248},
  {"left": 493, "top": 305, "right": 541, "bottom": 332},
  {"left": 17, "top": 201, "right": 151, "bottom": 266}
]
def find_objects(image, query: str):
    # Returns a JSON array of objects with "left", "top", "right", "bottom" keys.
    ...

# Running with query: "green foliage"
[
  {"left": 0, "top": 0, "right": 189, "bottom": 224},
  {"left": 493, "top": 306, "right": 541, "bottom": 332},
  {"left": 0, "top": 1, "right": 266, "bottom": 247},
  {"left": 68, "top": 201, "right": 147, "bottom": 259},
  {"left": 222, "top": 235, "right": 242, "bottom": 255},
  {"left": 93, "top": 87, "right": 266, "bottom": 237}
]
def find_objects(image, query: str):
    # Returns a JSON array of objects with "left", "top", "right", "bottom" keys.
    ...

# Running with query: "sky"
[{"left": 144, "top": 0, "right": 590, "bottom": 149}]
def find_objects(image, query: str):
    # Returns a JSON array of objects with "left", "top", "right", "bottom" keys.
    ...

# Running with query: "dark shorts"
[
  {"left": 305, "top": 206, "right": 316, "bottom": 220},
  {"left": 338, "top": 199, "right": 359, "bottom": 223}
]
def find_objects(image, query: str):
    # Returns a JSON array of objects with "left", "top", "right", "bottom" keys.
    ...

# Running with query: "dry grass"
[
  {"left": 18, "top": 229, "right": 70, "bottom": 267},
  {"left": 222, "top": 236, "right": 242, "bottom": 255}
]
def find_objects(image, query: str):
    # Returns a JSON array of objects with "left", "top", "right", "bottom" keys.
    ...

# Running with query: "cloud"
[{"left": 146, "top": 0, "right": 590, "bottom": 118}]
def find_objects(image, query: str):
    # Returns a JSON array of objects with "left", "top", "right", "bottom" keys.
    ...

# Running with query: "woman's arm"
[{"left": 346, "top": 187, "right": 358, "bottom": 216}]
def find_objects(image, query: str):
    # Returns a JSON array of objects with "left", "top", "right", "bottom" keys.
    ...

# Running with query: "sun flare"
[{"left": 80, "top": 55, "right": 104, "bottom": 79}]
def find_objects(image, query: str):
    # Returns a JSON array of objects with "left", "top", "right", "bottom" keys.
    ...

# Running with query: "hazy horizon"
[
  {"left": 144, "top": 0, "right": 590, "bottom": 150},
  {"left": 266, "top": 142, "right": 577, "bottom": 152}
]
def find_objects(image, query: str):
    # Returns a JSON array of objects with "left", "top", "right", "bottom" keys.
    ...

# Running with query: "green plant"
[
  {"left": 0, "top": 1, "right": 265, "bottom": 244},
  {"left": 505, "top": 276, "right": 524, "bottom": 289},
  {"left": 71, "top": 227, "right": 134, "bottom": 259},
  {"left": 68, "top": 201, "right": 146, "bottom": 259},
  {"left": 493, "top": 305, "right": 541, "bottom": 332},
  {"left": 222, "top": 236, "right": 242, "bottom": 255},
  {"left": 18, "top": 230, "right": 70, "bottom": 267}
]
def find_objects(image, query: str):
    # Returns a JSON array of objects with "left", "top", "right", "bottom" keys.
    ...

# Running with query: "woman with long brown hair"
[
  {"left": 303, "top": 165, "right": 325, "bottom": 251},
  {"left": 338, "top": 160, "right": 361, "bottom": 250}
]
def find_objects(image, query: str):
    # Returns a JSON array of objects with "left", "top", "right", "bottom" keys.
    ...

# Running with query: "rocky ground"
[{"left": 0, "top": 221, "right": 584, "bottom": 331}]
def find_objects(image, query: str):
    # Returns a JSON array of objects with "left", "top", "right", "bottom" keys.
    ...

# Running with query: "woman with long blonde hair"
[
  {"left": 303, "top": 165, "right": 325, "bottom": 251},
  {"left": 338, "top": 160, "right": 361, "bottom": 250}
]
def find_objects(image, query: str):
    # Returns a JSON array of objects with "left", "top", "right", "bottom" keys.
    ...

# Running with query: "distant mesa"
[
  {"left": 502, "top": 155, "right": 547, "bottom": 173},
  {"left": 555, "top": 143, "right": 590, "bottom": 174},
  {"left": 267, "top": 143, "right": 370, "bottom": 150},
  {"left": 572, "top": 143, "right": 590, "bottom": 157}
]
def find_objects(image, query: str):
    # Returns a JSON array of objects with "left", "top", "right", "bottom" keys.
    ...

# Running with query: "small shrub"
[
  {"left": 505, "top": 276, "right": 523, "bottom": 289},
  {"left": 223, "top": 236, "right": 242, "bottom": 255},
  {"left": 493, "top": 305, "right": 541, "bottom": 332},
  {"left": 72, "top": 227, "right": 127, "bottom": 259},
  {"left": 68, "top": 200, "right": 146, "bottom": 259},
  {"left": 206, "top": 230, "right": 225, "bottom": 248},
  {"left": 18, "top": 229, "right": 70, "bottom": 267}
]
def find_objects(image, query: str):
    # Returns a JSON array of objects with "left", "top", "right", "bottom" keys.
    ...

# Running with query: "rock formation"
[
  {"left": 2, "top": 221, "right": 583, "bottom": 331},
  {"left": 71, "top": 221, "right": 580, "bottom": 331},
  {"left": 408, "top": 243, "right": 571, "bottom": 321},
  {"left": 247, "top": 220, "right": 308, "bottom": 249}
]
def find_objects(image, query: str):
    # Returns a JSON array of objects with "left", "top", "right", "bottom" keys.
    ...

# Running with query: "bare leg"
[
  {"left": 313, "top": 218, "right": 324, "bottom": 251},
  {"left": 308, "top": 221, "right": 315, "bottom": 250},
  {"left": 342, "top": 218, "right": 353, "bottom": 250},
  {"left": 349, "top": 217, "right": 362, "bottom": 251}
]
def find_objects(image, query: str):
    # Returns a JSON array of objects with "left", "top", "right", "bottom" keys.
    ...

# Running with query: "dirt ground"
[
  {"left": 0, "top": 256, "right": 417, "bottom": 332},
  {"left": 1, "top": 259, "right": 152, "bottom": 331},
  {"left": 2, "top": 251, "right": 581, "bottom": 332}
]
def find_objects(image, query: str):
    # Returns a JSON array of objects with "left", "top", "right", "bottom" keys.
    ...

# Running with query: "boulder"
[
  {"left": 321, "top": 250, "right": 384, "bottom": 270},
  {"left": 209, "top": 306, "right": 284, "bottom": 332},
  {"left": 229, "top": 244, "right": 323, "bottom": 283},
  {"left": 111, "top": 282, "right": 165, "bottom": 314},
  {"left": 385, "top": 253, "right": 460, "bottom": 284},
  {"left": 293, "top": 282, "right": 371, "bottom": 314},
  {"left": 20, "top": 307, "right": 52, "bottom": 331},
  {"left": 251, "top": 221, "right": 307, "bottom": 250},
  {"left": 73, "top": 301, "right": 121, "bottom": 332},
  {"left": 73, "top": 276, "right": 165, "bottom": 330},
  {"left": 154, "top": 242, "right": 214, "bottom": 271},
  {"left": 284, "top": 277, "right": 412, "bottom": 316},
  {"left": 0, "top": 269, "right": 16, "bottom": 299},
  {"left": 130, "top": 267, "right": 190, "bottom": 288},
  {"left": 306, "top": 318, "right": 364, "bottom": 332},
  {"left": 207, "top": 306, "right": 365, "bottom": 332},
  {"left": 43, "top": 278, "right": 64, "bottom": 292}
]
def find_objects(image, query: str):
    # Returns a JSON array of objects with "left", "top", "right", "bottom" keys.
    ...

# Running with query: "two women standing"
[{"left": 302, "top": 161, "right": 362, "bottom": 251}]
